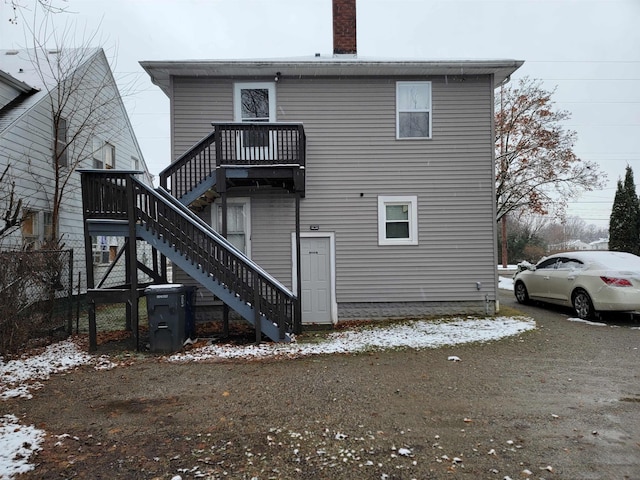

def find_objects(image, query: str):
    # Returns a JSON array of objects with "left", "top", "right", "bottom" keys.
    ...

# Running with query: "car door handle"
[
  {"left": 544, "top": 276, "right": 550, "bottom": 280},
  {"left": 567, "top": 275, "right": 576, "bottom": 280}
]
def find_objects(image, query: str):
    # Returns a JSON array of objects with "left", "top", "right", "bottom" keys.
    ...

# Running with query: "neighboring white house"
[
  {"left": 589, "top": 238, "right": 609, "bottom": 250},
  {"left": 0, "top": 48, "right": 152, "bottom": 290},
  {"left": 548, "top": 238, "right": 610, "bottom": 252},
  {"left": 550, "top": 239, "right": 591, "bottom": 251}
]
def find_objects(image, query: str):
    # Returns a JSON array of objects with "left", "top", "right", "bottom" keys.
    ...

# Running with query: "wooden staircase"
[{"left": 80, "top": 122, "right": 305, "bottom": 350}]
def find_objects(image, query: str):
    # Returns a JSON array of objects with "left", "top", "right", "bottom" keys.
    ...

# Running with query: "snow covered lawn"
[{"left": 0, "top": 315, "right": 536, "bottom": 478}]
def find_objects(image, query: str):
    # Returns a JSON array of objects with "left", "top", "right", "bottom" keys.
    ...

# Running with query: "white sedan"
[{"left": 513, "top": 251, "right": 640, "bottom": 319}]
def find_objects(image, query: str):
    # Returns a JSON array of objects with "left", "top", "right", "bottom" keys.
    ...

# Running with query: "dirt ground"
[{"left": 5, "top": 293, "right": 640, "bottom": 479}]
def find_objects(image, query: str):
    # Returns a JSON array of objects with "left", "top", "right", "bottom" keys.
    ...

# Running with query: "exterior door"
[
  {"left": 301, "top": 236, "right": 332, "bottom": 324},
  {"left": 233, "top": 82, "right": 276, "bottom": 161}
]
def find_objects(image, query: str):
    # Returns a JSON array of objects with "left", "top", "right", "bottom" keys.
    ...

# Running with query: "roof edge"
[{"left": 140, "top": 58, "right": 525, "bottom": 97}]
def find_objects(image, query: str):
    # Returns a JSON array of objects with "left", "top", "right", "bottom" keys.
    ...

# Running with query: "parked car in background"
[{"left": 513, "top": 251, "right": 640, "bottom": 319}]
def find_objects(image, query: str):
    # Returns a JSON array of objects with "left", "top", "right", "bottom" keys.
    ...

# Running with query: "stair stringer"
[
  {"left": 136, "top": 225, "right": 290, "bottom": 343},
  {"left": 178, "top": 171, "right": 217, "bottom": 206}
]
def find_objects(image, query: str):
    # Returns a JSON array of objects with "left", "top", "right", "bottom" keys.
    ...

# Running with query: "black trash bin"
[{"left": 145, "top": 284, "right": 190, "bottom": 353}]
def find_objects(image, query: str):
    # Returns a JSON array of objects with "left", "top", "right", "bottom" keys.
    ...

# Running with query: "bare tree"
[
  {"left": 7, "top": 0, "right": 69, "bottom": 24},
  {"left": 0, "top": 164, "right": 23, "bottom": 241},
  {"left": 495, "top": 77, "right": 606, "bottom": 265},
  {"left": 20, "top": 16, "right": 134, "bottom": 247}
]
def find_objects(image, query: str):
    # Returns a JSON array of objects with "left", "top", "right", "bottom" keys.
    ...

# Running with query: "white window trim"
[
  {"left": 233, "top": 82, "right": 276, "bottom": 122},
  {"left": 211, "top": 197, "right": 252, "bottom": 257},
  {"left": 396, "top": 81, "right": 432, "bottom": 140},
  {"left": 378, "top": 195, "right": 418, "bottom": 246}
]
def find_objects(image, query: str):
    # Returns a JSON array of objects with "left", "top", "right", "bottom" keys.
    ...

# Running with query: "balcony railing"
[{"left": 160, "top": 122, "right": 306, "bottom": 200}]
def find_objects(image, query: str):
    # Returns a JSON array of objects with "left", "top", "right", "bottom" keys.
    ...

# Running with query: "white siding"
[
  {"left": 0, "top": 81, "right": 20, "bottom": 109},
  {"left": 0, "top": 50, "right": 149, "bottom": 291}
]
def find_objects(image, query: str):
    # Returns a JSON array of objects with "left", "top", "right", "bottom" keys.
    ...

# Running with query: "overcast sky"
[{"left": 2, "top": 0, "right": 639, "bottom": 228}]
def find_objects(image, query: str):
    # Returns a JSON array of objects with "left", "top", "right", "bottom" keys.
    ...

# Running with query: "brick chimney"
[{"left": 332, "top": 0, "right": 357, "bottom": 56}]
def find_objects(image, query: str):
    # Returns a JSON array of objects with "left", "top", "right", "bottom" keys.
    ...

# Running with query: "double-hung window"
[
  {"left": 212, "top": 198, "right": 251, "bottom": 256},
  {"left": 21, "top": 210, "right": 39, "bottom": 249},
  {"left": 378, "top": 195, "right": 418, "bottom": 246},
  {"left": 93, "top": 138, "right": 116, "bottom": 169},
  {"left": 92, "top": 236, "right": 110, "bottom": 264},
  {"left": 396, "top": 81, "right": 432, "bottom": 139}
]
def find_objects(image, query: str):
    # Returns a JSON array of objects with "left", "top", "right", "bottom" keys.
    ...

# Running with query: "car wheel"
[
  {"left": 514, "top": 281, "right": 530, "bottom": 304},
  {"left": 572, "top": 289, "right": 594, "bottom": 320}
]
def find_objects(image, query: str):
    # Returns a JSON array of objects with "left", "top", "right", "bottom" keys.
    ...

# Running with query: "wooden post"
[
  {"left": 295, "top": 194, "right": 302, "bottom": 334},
  {"left": 221, "top": 189, "right": 230, "bottom": 337},
  {"left": 126, "top": 175, "right": 140, "bottom": 350},
  {"left": 81, "top": 172, "right": 98, "bottom": 351},
  {"left": 254, "top": 274, "right": 261, "bottom": 344}
]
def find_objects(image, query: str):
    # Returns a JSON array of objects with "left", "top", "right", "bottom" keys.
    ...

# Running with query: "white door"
[
  {"left": 233, "top": 82, "right": 276, "bottom": 161},
  {"left": 301, "top": 236, "right": 332, "bottom": 324}
]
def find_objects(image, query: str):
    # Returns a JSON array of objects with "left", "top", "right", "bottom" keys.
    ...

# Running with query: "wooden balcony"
[{"left": 160, "top": 123, "right": 306, "bottom": 205}]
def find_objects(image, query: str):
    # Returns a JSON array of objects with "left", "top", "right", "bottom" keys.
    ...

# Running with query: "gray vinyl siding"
[
  {"left": 170, "top": 75, "right": 497, "bottom": 305},
  {"left": 172, "top": 78, "right": 233, "bottom": 159}
]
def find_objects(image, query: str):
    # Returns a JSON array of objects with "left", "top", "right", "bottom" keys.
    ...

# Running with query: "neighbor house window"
[
  {"left": 92, "top": 236, "right": 110, "bottom": 264},
  {"left": 93, "top": 139, "right": 116, "bottom": 169},
  {"left": 55, "top": 117, "right": 68, "bottom": 166},
  {"left": 396, "top": 81, "right": 432, "bottom": 139},
  {"left": 43, "top": 211, "right": 54, "bottom": 243},
  {"left": 378, "top": 195, "right": 418, "bottom": 245},
  {"left": 104, "top": 143, "right": 115, "bottom": 169},
  {"left": 92, "top": 138, "right": 103, "bottom": 168},
  {"left": 21, "top": 210, "right": 39, "bottom": 249}
]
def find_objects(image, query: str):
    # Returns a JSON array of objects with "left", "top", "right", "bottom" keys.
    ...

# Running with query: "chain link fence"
[{"left": 0, "top": 249, "right": 73, "bottom": 356}]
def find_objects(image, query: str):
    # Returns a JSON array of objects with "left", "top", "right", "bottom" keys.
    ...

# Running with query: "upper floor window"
[
  {"left": 55, "top": 117, "right": 68, "bottom": 166},
  {"left": 93, "top": 138, "right": 116, "bottom": 169},
  {"left": 104, "top": 143, "right": 115, "bottom": 169},
  {"left": 396, "top": 82, "right": 432, "bottom": 139},
  {"left": 377, "top": 195, "right": 418, "bottom": 246}
]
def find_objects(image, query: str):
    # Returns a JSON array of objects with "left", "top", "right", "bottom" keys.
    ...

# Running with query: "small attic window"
[
  {"left": 5, "top": 50, "right": 18, "bottom": 55},
  {"left": 48, "top": 49, "right": 60, "bottom": 55}
]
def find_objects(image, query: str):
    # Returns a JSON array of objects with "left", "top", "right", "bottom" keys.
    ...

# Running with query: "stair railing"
[
  {"left": 133, "top": 176, "right": 297, "bottom": 338},
  {"left": 159, "top": 123, "right": 306, "bottom": 201}
]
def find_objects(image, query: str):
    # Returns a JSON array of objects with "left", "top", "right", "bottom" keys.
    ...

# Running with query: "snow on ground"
[
  {"left": 498, "top": 276, "right": 514, "bottom": 291},
  {"left": 567, "top": 318, "right": 608, "bottom": 327},
  {"left": 0, "top": 415, "right": 45, "bottom": 478},
  {"left": 0, "top": 316, "right": 536, "bottom": 478},
  {"left": 169, "top": 316, "right": 536, "bottom": 362}
]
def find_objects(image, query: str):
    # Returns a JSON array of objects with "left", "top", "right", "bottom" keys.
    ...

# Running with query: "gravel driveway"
[{"left": 5, "top": 292, "right": 640, "bottom": 479}]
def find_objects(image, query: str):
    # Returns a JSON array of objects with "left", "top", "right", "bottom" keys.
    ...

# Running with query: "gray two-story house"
[
  {"left": 81, "top": 0, "right": 522, "bottom": 347},
  {"left": 138, "top": 0, "right": 522, "bottom": 332}
]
